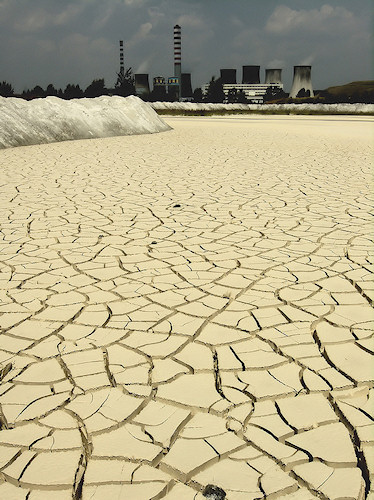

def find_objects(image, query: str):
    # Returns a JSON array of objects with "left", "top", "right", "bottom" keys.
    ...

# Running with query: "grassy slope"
[{"left": 326, "top": 80, "right": 374, "bottom": 96}]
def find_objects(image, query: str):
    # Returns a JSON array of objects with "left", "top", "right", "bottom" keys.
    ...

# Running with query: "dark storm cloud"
[{"left": 0, "top": 0, "right": 371, "bottom": 93}]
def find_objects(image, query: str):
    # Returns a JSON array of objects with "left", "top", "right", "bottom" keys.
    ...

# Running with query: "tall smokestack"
[
  {"left": 265, "top": 69, "right": 282, "bottom": 85},
  {"left": 174, "top": 24, "right": 181, "bottom": 100},
  {"left": 290, "top": 65, "right": 314, "bottom": 98},
  {"left": 220, "top": 69, "right": 236, "bottom": 84},
  {"left": 242, "top": 65, "right": 260, "bottom": 84},
  {"left": 119, "top": 40, "right": 124, "bottom": 77}
]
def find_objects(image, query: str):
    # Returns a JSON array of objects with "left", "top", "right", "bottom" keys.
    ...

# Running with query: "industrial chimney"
[
  {"left": 174, "top": 24, "right": 182, "bottom": 100},
  {"left": 242, "top": 65, "right": 260, "bottom": 84},
  {"left": 265, "top": 69, "right": 282, "bottom": 85},
  {"left": 289, "top": 65, "right": 314, "bottom": 98},
  {"left": 119, "top": 40, "right": 124, "bottom": 77},
  {"left": 220, "top": 69, "right": 236, "bottom": 84},
  {"left": 181, "top": 73, "right": 193, "bottom": 98},
  {"left": 135, "top": 74, "right": 150, "bottom": 96}
]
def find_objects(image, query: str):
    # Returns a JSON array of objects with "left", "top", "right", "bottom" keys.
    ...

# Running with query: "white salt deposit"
[
  {"left": 151, "top": 101, "right": 374, "bottom": 114},
  {"left": 1, "top": 96, "right": 371, "bottom": 150},
  {"left": 0, "top": 95, "right": 171, "bottom": 149}
]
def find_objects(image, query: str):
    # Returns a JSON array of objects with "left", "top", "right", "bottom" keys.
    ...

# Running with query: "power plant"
[
  {"left": 118, "top": 25, "right": 314, "bottom": 102},
  {"left": 220, "top": 69, "right": 237, "bottom": 85},
  {"left": 265, "top": 69, "right": 282, "bottom": 85},
  {"left": 242, "top": 65, "right": 260, "bottom": 84},
  {"left": 289, "top": 66, "right": 314, "bottom": 98},
  {"left": 203, "top": 66, "right": 284, "bottom": 103},
  {"left": 134, "top": 74, "right": 150, "bottom": 96}
]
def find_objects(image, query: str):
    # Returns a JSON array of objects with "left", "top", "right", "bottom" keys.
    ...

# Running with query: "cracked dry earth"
[{"left": 0, "top": 114, "right": 373, "bottom": 500}]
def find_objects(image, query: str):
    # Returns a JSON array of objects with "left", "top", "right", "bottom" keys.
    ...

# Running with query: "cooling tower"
[
  {"left": 265, "top": 69, "right": 282, "bottom": 85},
  {"left": 220, "top": 69, "right": 236, "bottom": 84},
  {"left": 181, "top": 73, "right": 193, "bottom": 98},
  {"left": 242, "top": 65, "right": 260, "bottom": 84},
  {"left": 134, "top": 74, "right": 150, "bottom": 96},
  {"left": 289, "top": 65, "right": 314, "bottom": 98},
  {"left": 174, "top": 24, "right": 182, "bottom": 99}
]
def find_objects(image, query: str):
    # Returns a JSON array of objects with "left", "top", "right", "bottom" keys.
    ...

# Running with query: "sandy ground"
[{"left": 0, "top": 115, "right": 373, "bottom": 500}]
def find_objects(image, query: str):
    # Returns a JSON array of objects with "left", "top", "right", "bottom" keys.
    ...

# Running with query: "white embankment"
[
  {"left": 0, "top": 95, "right": 171, "bottom": 149},
  {"left": 150, "top": 101, "right": 374, "bottom": 114}
]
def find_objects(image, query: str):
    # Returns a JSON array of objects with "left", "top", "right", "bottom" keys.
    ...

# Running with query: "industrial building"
[
  {"left": 132, "top": 25, "right": 192, "bottom": 100},
  {"left": 118, "top": 24, "right": 314, "bottom": 102},
  {"left": 204, "top": 65, "right": 314, "bottom": 103},
  {"left": 202, "top": 66, "right": 284, "bottom": 103}
]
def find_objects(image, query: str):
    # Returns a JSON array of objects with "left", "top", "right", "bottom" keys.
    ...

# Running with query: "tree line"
[
  {"left": 0, "top": 67, "right": 136, "bottom": 100},
  {"left": 0, "top": 76, "right": 285, "bottom": 103},
  {"left": 1, "top": 73, "right": 372, "bottom": 103}
]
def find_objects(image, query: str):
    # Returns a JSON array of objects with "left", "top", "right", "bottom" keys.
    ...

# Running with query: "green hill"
[{"left": 323, "top": 81, "right": 374, "bottom": 101}]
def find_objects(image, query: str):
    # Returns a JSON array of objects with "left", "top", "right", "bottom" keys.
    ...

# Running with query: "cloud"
[
  {"left": 59, "top": 33, "right": 90, "bottom": 57},
  {"left": 147, "top": 6, "right": 165, "bottom": 24},
  {"left": 53, "top": 4, "right": 85, "bottom": 26},
  {"left": 90, "top": 4, "right": 115, "bottom": 30},
  {"left": 230, "top": 16, "right": 244, "bottom": 28},
  {"left": 265, "top": 4, "right": 356, "bottom": 35},
  {"left": 123, "top": 0, "right": 147, "bottom": 6},
  {"left": 139, "top": 22, "right": 152, "bottom": 37},
  {"left": 36, "top": 39, "right": 56, "bottom": 55},
  {"left": 12, "top": 2, "right": 85, "bottom": 32},
  {"left": 126, "top": 22, "right": 153, "bottom": 49},
  {"left": 176, "top": 13, "right": 205, "bottom": 29},
  {"left": 58, "top": 34, "right": 112, "bottom": 62},
  {"left": 14, "top": 9, "right": 49, "bottom": 32}
]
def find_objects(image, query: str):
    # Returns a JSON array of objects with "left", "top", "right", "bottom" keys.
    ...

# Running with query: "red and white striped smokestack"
[{"left": 174, "top": 24, "right": 181, "bottom": 99}]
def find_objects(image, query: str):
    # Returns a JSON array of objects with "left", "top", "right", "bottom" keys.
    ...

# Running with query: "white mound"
[
  {"left": 0, "top": 95, "right": 171, "bottom": 149},
  {"left": 151, "top": 101, "right": 374, "bottom": 114}
]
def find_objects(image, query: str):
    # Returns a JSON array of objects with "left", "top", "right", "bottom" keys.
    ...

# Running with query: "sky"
[{"left": 0, "top": 0, "right": 372, "bottom": 94}]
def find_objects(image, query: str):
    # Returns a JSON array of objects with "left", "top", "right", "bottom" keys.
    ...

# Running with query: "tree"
[
  {"left": 192, "top": 87, "right": 203, "bottom": 103},
  {"left": 227, "top": 88, "right": 248, "bottom": 104},
  {"left": 205, "top": 76, "right": 225, "bottom": 103},
  {"left": 21, "top": 86, "right": 45, "bottom": 99},
  {"left": 63, "top": 84, "right": 84, "bottom": 99},
  {"left": 263, "top": 86, "right": 287, "bottom": 103},
  {"left": 84, "top": 79, "right": 107, "bottom": 98},
  {"left": 0, "top": 81, "right": 14, "bottom": 97},
  {"left": 296, "top": 88, "right": 311, "bottom": 98},
  {"left": 45, "top": 84, "right": 58, "bottom": 96},
  {"left": 114, "top": 68, "right": 135, "bottom": 97}
]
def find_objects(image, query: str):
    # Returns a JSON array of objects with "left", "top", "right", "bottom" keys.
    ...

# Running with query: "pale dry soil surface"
[{"left": 0, "top": 115, "right": 373, "bottom": 500}]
